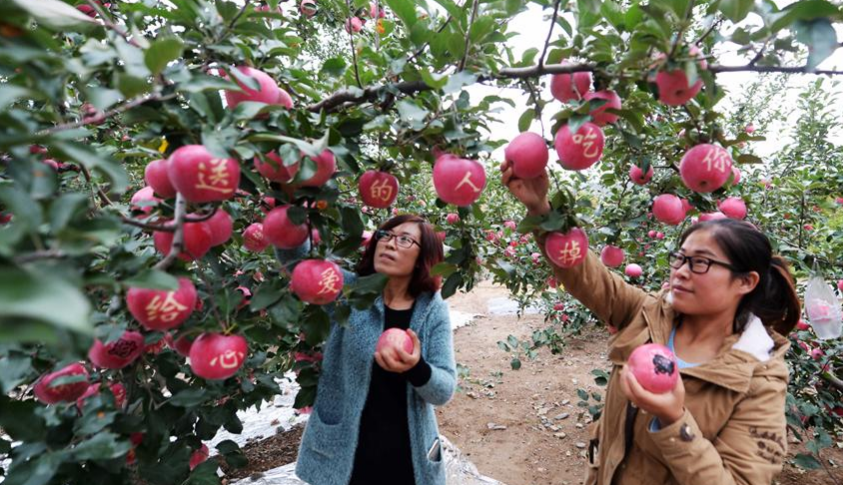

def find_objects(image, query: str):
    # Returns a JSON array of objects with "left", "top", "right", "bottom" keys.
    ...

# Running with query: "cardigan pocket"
[{"left": 305, "top": 409, "right": 345, "bottom": 459}]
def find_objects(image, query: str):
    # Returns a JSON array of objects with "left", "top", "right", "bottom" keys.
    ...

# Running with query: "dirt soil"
[{"left": 225, "top": 280, "right": 843, "bottom": 485}]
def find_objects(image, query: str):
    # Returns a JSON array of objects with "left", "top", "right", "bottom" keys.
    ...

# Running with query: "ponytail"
[{"left": 748, "top": 256, "right": 801, "bottom": 335}]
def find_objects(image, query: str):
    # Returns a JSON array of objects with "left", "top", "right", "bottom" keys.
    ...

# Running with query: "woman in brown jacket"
[{"left": 501, "top": 161, "right": 801, "bottom": 485}]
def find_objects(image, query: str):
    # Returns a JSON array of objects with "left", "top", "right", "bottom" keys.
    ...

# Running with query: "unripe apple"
[
  {"left": 33, "top": 363, "right": 90, "bottom": 404},
  {"left": 627, "top": 343, "right": 678, "bottom": 394},
  {"left": 130, "top": 187, "right": 160, "bottom": 215},
  {"left": 654, "top": 70, "right": 702, "bottom": 106},
  {"left": 629, "top": 165, "right": 653, "bottom": 185},
  {"left": 126, "top": 277, "right": 197, "bottom": 331},
  {"left": 625, "top": 263, "right": 643, "bottom": 278},
  {"left": 290, "top": 259, "right": 344, "bottom": 305},
  {"left": 679, "top": 144, "right": 733, "bottom": 193},
  {"left": 730, "top": 166, "right": 741, "bottom": 185},
  {"left": 745, "top": 124, "right": 755, "bottom": 134},
  {"left": 555, "top": 122, "right": 605, "bottom": 170},
  {"left": 583, "top": 90, "right": 622, "bottom": 126},
  {"left": 376, "top": 328, "right": 414, "bottom": 357},
  {"left": 345, "top": 17, "right": 364, "bottom": 33},
  {"left": 144, "top": 159, "right": 177, "bottom": 198},
  {"left": 153, "top": 220, "right": 213, "bottom": 261},
  {"left": 223, "top": 66, "right": 283, "bottom": 109},
  {"left": 254, "top": 151, "right": 299, "bottom": 183},
  {"left": 600, "top": 245, "right": 625, "bottom": 268},
  {"left": 718, "top": 197, "right": 747, "bottom": 220},
  {"left": 432, "top": 155, "right": 486, "bottom": 206},
  {"left": 300, "top": 0, "right": 317, "bottom": 17},
  {"left": 88, "top": 331, "right": 145, "bottom": 369},
  {"left": 167, "top": 145, "right": 240, "bottom": 203},
  {"left": 545, "top": 228, "right": 589, "bottom": 268},
  {"left": 299, "top": 150, "right": 337, "bottom": 187},
  {"left": 550, "top": 63, "right": 592, "bottom": 102},
  {"left": 263, "top": 205, "right": 309, "bottom": 248},
  {"left": 206, "top": 209, "right": 233, "bottom": 246},
  {"left": 242, "top": 223, "right": 269, "bottom": 252},
  {"left": 188, "top": 333, "right": 248, "bottom": 380},
  {"left": 359, "top": 170, "right": 399, "bottom": 208},
  {"left": 505, "top": 132, "right": 548, "bottom": 179},
  {"left": 698, "top": 211, "right": 727, "bottom": 222},
  {"left": 652, "top": 194, "right": 686, "bottom": 225},
  {"left": 189, "top": 444, "right": 210, "bottom": 470}
]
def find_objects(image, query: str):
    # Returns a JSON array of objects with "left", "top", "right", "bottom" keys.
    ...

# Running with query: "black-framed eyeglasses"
[
  {"left": 375, "top": 230, "right": 419, "bottom": 249},
  {"left": 669, "top": 251, "right": 738, "bottom": 275}
]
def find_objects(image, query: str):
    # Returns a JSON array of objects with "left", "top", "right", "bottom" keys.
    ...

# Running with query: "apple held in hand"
[
  {"left": 34, "top": 362, "right": 90, "bottom": 404},
  {"left": 432, "top": 155, "right": 486, "bottom": 206},
  {"left": 291, "top": 259, "right": 344, "bottom": 305},
  {"left": 627, "top": 343, "right": 679, "bottom": 394},
  {"left": 126, "top": 277, "right": 197, "bottom": 331},
  {"left": 546, "top": 228, "right": 589, "bottom": 269},
  {"left": 505, "top": 132, "right": 548, "bottom": 179},
  {"left": 167, "top": 145, "right": 241, "bottom": 203},
  {"left": 359, "top": 170, "right": 399, "bottom": 208},
  {"left": 88, "top": 331, "right": 145, "bottom": 369},
  {"left": 189, "top": 333, "right": 248, "bottom": 380},
  {"left": 376, "top": 328, "right": 414, "bottom": 357}
]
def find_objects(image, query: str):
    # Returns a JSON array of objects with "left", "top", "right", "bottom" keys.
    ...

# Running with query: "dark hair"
[
  {"left": 357, "top": 214, "right": 444, "bottom": 298},
  {"left": 678, "top": 219, "right": 801, "bottom": 335}
]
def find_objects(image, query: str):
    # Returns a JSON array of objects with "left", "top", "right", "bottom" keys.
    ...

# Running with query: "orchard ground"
[{"left": 225, "top": 280, "right": 843, "bottom": 485}]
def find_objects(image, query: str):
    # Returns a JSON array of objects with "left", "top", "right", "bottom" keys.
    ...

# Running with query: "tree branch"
[
  {"left": 710, "top": 64, "right": 843, "bottom": 76},
  {"left": 538, "top": 0, "right": 563, "bottom": 70},
  {"left": 346, "top": 0, "right": 363, "bottom": 89},
  {"left": 458, "top": 0, "right": 481, "bottom": 72},
  {"left": 154, "top": 193, "right": 187, "bottom": 270},
  {"left": 40, "top": 93, "right": 175, "bottom": 135},
  {"left": 13, "top": 249, "right": 68, "bottom": 264},
  {"left": 822, "top": 370, "right": 843, "bottom": 393},
  {"left": 121, "top": 215, "right": 176, "bottom": 232}
]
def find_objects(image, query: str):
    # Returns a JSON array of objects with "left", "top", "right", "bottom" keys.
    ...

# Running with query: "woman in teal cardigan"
[{"left": 281, "top": 214, "right": 456, "bottom": 485}]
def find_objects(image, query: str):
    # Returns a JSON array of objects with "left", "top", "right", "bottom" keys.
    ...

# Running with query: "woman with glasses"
[
  {"left": 501, "top": 161, "right": 801, "bottom": 485},
  {"left": 282, "top": 214, "right": 455, "bottom": 485}
]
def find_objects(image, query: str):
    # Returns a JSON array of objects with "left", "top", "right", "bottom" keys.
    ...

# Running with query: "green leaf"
[
  {"left": 169, "top": 388, "right": 208, "bottom": 407},
  {"left": 0, "top": 397, "right": 46, "bottom": 441},
  {"left": 72, "top": 432, "right": 132, "bottom": 461},
  {"left": 185, "top": 460, "right": 220, "bottom": 485},
  {"left": 793, "top": 452, "right": 822, "bottom": 469},
  {"left": 718, "top": 0, "right": 754, "bottom": 23},
  {"left": 122, "top": 270, "right": 180, "bottom": 290},
  {"left": 510, "top": 358, "right": 521, "bottom": 370},
  {"left": 0, "top": 85, "right": 35, "bottom": 111},
  {"left": 10, "top": 0, "right": 98, "bottom": 32},
  {"left": 419, "top": 69, "right": 449, "bottom": 90},
  {"left": 0, "top": 266, "right": 92, "bottom": 335},
  {"left": 441, "top": 272, "right": 463, "bottom": 299},
  {"left": 442, "top": 71, "right": 477, "bottom": 94},
  {"left": 396, "top": 100, "right": 429, "bottom": 123},
  {"left": 577, "top": 388, "right": 589, "bottom": 400},
  {"left": 385, "top": 0, "right": 418, "bottom": 29},
  {"left": 250, "top": 280, "right": 285, "bottom": 311},
  {"left": 769, "top": 1, "right": 841, "bottom": 33},
  {"left": 794, "top": 18, "right": 839, "bottom": 70},
  {"left": 320, "top": 57, "right": 347, "bottom": 78},
  {"left": 51, "top": 141, "right": 130, "bottom": 192},
  {"left": 144, "top": 37, "right": 184, "bottom": 76},
  {"left": 518, "top": 108, "right": 535, "bottom": 133}
]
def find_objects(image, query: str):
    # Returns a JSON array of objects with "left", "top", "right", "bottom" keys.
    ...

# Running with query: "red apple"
[
  {"left": 169, "top": 334, "right": 195, "bottom": 357},
  {"left": 189, "top": 444, "right": 210, "bottom": 470},
  {"left": 432, "top": 155, "right": 486, "bottom": 206},
  {"left": 656, "top": 232, "right": 665, "bottom": 240},
  {"left": 369, "top": 1, "right": 385, "bottom": 18},
  {"left": 188, "top": 333, "right": 248, "bottom": 380},
  {"left": 126, "top": 277, "right": 197, "bottom": 331},
  {"left": 837, "top": 280, "right": 843, "bottom": 292},
  {"left": 679, "top": 144, "right": 733, "bottom": 193},
  {"left": 745, "top": 124, "right": 755, "bottom": 134},
  {"left": 223, "top": 66, "right": 284, "bottom": 109},
  {"left": 130, "top": 187, "right": 160, "bottom": 215},
  {"left": 345, "top": 17, "right": 364, "bottom": 33},
  {"left": 144, "top": 159, "right": 177, "bottom": 198},
  {"left": 550, "top": 63, "right": 592, "bottom": 102},
  {"left": 263, "top": 205, "right": 309, "bottom": 248},
  {"left": 555, "top": 122, "right": 604, "bottom": 170},
  {"left": 359, "top": 170, "right": 399, "bottom": 208},
  {"left": 730, "top": 166, "right": 741, "bottom": 185},
  {"left": 76, "top": 382, "right": 126, "bottom": 410},
  {"left": 376, "top": 328, "right": 414, "bottom": 357},
  {"left": 153, "top": 220, "right": 213, "bottom": 261},
  {"left": 206, "top": 209, "right": 233, "bottom": 246},
  {"left": 33, "top": 363, "right": 90, "bottom": 404},
  {"left": 545, "top": 228, "right": 589, "bottom": 268},
  {"left": 290, "top": 259, "right": 344, "bottom": 305},
  {"left": 446, "top": 213, "right": 460, "bottom": 224},
  {"left": 299, "top": 150, "right": 337, "bottom": 187},
  {"left": 167, "top": 145, "right": 240, "bottom": 203},
  {"left": 718, "top": 197, "right": 747, "bottom": 220},
  {"left": 698, "top": 211, "right": 727, "bottom": 222},
  {"left": 652, "top": 194, "right": 686, "bottom": 225},
  {"left": 88, "top": 331, "right": 145, "bottom": 370},
  {"left": 243, "top": 222, "right": 270, "bottom": 252},
  {"left": 629, "top": 164, "right": 653, "bottom": 185},
  {"left": 600, "top": 245, "right": 625, "bottom": 268},
  {"left": 254, "top": 151, "right": 299, "bottom": 183},
  {"left": 505, "top": 132, "right": 548, "bottom": 179},
  {"left": 300, "top": 0, "right": 317, "bottom": 17},
  {"left": 627, "top": 343, "right": 678, "bottom": 393},
  {"left": 654, "top": 70, "right": 702, "bottom": 106},
  {"left": 583, "top": 90, "right": 621, "bottom": 126},
  {"left": 625, "top": 263, "right": 643, "bottom": 278}
]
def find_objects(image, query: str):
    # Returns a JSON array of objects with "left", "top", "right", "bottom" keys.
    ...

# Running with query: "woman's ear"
[{"left": 738, "top": 271, "right": 760, "bottom": 295}]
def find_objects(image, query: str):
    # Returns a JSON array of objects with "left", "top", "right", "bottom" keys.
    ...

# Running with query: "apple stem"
[{"left": 154, "top": 192, "right": 187, "bottom": 270}]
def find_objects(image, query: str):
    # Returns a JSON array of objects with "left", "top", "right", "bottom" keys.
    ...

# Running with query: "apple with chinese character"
[
  {"left": 243, "top": 222, "right": 270, "bottom": 252},
  {"left": 291, "top": 259, "right": 344, "bottom": 305},
  {"left": 299, "top": 149, "right": 337, "bottom": 187},
  {"left": 600, "top": 245, "right": 625, "bottom": 268},
  {"left": 167, "top": 145, "right": 241, "bottom": 203},
  {"left": 505, "top": 132, "right": 548, "bottom": 179},
  {"left": 583, "top": 90, "right": 621, "bottom": 126},
  {"left": 359, "top": 170, "right": 399, "bottom": 208},
  {"left": 153, "top": 219, "right": 213, "bottom": 261},
  {"left": 188, "top": 333, "right": 248, "bottom": 380},
  {"left": 545, "top": 227, "right": 589, "bottom": 268},
  {"left": 254, "top": 151, "right": 299, "bottom": 183},
  {"left": 555, "top": 122, "right": 605, "bottom": 170},
  {"left": 126, "top": 277, "right": 197, "bottom": 331},
  {"left": 206, "top": 209, "right": 233, "bottom": 246},
  {"left": 263, "top": 205, "right": 309, "bottom": 249},
  {"left": 629, "top": 164, "right": 653, "bottom": 185},
  {"left": 550, "top": 63, "right": 592, "bottom": 102},
  {"left": 432, "top": 155, "right": 486, "bottom": 206},
  {"left": 88, "top": 331, "right": 145, "bottom": 369},
  {"left": 144, "top": 158, "right": 177, "bottom": 198},
  {"left": 680, "top": 144, "right": 733, "bottom": 193},
  {"left": 33, "top": 362, "right": 90, "bottom": 405},
  {"left": 627, "top": 343, "right": 679, "bottom": 394},
  {"left": 652, "top": 194, "right": 686, "bottom": 225}
]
